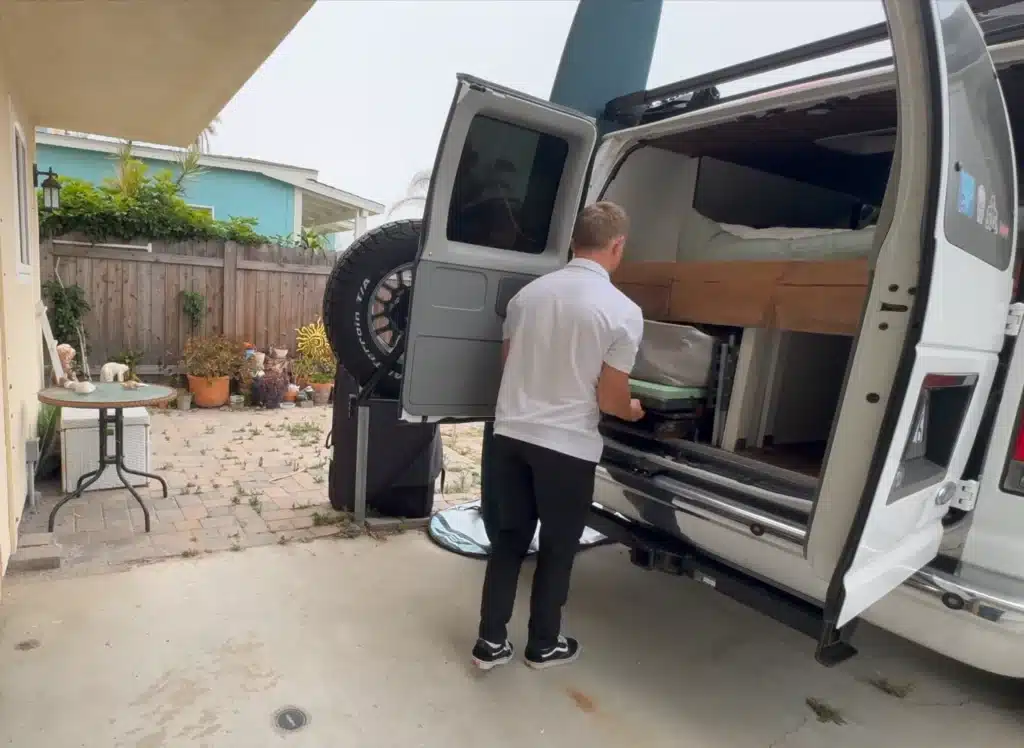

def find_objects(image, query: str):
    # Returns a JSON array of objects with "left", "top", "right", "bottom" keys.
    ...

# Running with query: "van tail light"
[
  {"left": 1003, "top": 400, "right": 1024, "bottom": 494},
  {"left": 890, "top": 373, "right": 977, "bottom": 501},
  {"left": 1013, "top": 420, "right": 1024, "bottom": 462}
]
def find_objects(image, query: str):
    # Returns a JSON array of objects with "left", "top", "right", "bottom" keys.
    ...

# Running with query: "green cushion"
[{"left": 629, "top": 378, "right": 705, "bottom": 400}]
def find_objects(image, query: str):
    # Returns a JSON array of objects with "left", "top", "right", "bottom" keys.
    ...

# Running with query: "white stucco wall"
[{"left": 0, "top": 48, "right": 42, "bottom": 586}]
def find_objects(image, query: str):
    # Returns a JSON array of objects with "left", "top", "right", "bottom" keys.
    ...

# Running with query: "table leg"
[
  {"left": 112, "top": 409, "right": 152, "bottom": 532},
  {"left": 74, "top": 466, "right": 102, "bottom": 493},
  {"left": 48, "top": 462, "right": 106, "bottom": 532},
  {"left": 117, "top": 463, "right": 169, "bottom": 497}
]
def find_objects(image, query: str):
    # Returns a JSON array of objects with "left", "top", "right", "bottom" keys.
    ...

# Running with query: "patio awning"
[
  {"left": 299, "top": 180, "right": 385, "bottom": 235},
  {"left": 1, "top": 0, "right": 314, "bottom": 146}
]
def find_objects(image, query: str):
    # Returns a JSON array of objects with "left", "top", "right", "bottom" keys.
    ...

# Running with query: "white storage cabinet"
[{"left": 60, "top": 407, "right": 151, "bottom": 492}]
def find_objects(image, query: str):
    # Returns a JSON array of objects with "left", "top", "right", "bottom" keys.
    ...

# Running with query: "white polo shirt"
[{"left": 495, "top": 257, "right": 644, "bottom": 463}]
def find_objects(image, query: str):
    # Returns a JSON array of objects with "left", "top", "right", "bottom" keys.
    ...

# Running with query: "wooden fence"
[{"left": 41, "top": 236, "right": 335, "bottom": 369}]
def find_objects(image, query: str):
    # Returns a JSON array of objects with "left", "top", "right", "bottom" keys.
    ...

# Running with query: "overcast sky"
[{"left": 212, "top": 0, "right": 887, "bottom": 214}]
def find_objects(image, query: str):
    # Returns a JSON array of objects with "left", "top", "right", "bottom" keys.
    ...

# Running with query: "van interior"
[{"left": 599, "top": 61, "right": 1024, "bottom": 530}]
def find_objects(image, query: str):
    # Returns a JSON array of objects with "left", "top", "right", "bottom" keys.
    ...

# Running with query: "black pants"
[{"left": 478, "top": 433, "right": 596, "bottom": 650}]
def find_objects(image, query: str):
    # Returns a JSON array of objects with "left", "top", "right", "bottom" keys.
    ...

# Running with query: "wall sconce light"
[{"left": 34, "top": 165, "right": 61, "bottom": 211}]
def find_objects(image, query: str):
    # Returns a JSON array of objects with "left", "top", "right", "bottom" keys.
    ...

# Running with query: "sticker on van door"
[{"left": 957, "top": 169, "right": 976, "bottom": 217}]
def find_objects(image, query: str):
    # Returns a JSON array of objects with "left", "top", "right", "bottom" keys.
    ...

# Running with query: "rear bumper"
[{"left": 593, "top": 464, "right": 1024, "bottom": 677}]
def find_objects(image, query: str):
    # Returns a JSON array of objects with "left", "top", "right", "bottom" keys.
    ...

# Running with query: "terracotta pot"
[
  {"left": 284, "top": 384, "right": 298, "bottom": 403},
  {"left": 310, "top": 382, "right": 333, "bottom": 405},
  {"left": 187, "top": 375, "right": 230, "bottom": 408}
]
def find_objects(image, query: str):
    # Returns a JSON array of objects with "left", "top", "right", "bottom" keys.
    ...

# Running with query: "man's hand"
[
  {"left": 628, "top": 398, "right": 645, "bottom": 422},
  {"left": 598, "top": 365, "right": 647, "bottom": 422}
]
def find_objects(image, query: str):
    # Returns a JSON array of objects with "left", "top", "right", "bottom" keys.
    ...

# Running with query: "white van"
[{"left": 326, "top": 0, "right": 1024, "bottom": 677}]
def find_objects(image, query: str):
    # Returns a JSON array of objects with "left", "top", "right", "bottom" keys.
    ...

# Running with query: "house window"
[
  {"left": 13, "top": 122, "right": 31, "bottom": 276},
  {"left": 190, "top": 205, "right": 215, "bottom": 219},
  {"left": 446, "top": 115, "right": 569, "bottom": 254}
]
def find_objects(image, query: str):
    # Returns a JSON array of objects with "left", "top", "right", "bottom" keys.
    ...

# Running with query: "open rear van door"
[
  {"left": 816, "top": 0, "right": 1017, "bottom": 657},
  {"left": 399, "top": 75, "right": 598, "bottom": 421}
]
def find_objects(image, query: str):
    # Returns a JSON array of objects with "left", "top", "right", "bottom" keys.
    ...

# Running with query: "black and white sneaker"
[
  {"left": 471, "top": 638, "right": 514, "bottom": 671},
  {"left": 525, "top": 636, "right": 580, "bottom": 670}
]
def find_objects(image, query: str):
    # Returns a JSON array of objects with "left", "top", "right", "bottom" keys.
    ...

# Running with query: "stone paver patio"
[{"left": 17, "top": 407, "right": 482, "bottom": 575}]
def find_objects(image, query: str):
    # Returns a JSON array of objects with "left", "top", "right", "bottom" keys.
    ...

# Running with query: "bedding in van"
[{"left": 694, "top": 222, "right": 877, "bottom": 262}]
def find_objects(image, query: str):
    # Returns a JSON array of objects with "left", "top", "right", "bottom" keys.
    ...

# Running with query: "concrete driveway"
[{"left": 0, "top": 533, "right": 1020, "bottom": 747}]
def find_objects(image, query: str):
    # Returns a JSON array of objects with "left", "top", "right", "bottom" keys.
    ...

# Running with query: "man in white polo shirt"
[{"left": 472, "top": 201, "right": 645, "bottom": 671}]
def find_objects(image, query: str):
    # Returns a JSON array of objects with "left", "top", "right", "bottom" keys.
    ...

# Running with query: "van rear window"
[{"left": 446, "top": 115, "right": 569, "bottom": 255}]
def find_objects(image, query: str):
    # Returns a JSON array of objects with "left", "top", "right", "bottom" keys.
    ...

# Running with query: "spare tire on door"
[{"left": 323, "top": 219, "right": 421, "bottom": 399}]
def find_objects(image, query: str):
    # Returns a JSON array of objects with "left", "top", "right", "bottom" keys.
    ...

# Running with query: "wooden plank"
[
  {"left": 282, "top": 272, "right": 295, "bottom": 347},
  {"left": 181, "top": 261, "right": 193, "bottom": 341},
  {"left": 49, "top": 244, "right": 224, "bottom": 268},
  {"left": 76, "top": 256, "right": 94, "bottom": 356},
  {"left": 269, "top": 271, "right": 283, "bottom": 348},
  {"left": 209, "top": 269, "right": 223, "bottom": 337},
  {"left": 139, "top": 260, "right": 152, "bottom": 356},
  {"left": 615, "top": 282, "right": 670, "bottom": 320},
  {"left": 237, "top": 258, "right": 333, "bottom": 275},
  {"left": 300, "top": 273, "right": 312, "bottom": 326},
  {"left": 99, "top": 260, "right": 114, "bottom": 363},
  {"left": 772, "top": 285, "right": 865, "bottom": 336},
  {"left": 150, "top": 262, "right": 166, "bottom": 365},
  {"left": 123, "top": 260, "right": 137, "bottom": 352},
  {"left": 616, "top": 259, "right": 869, "bottom": 336},
  {"left": 235, "top": 269, "right": 246, "bottom": 345},
  {"left": 164, "top": 262, "right": 178, "bottom": 358},
  {"left": 222, "top": 243, "right": 238, "bottom": 338},
  {"left": 111, "top": 260, "right": 124, "bottom": 360},
  {"left": 255, "top": 270, "right": 268, "bottom": 349},
  {"left": 242, "top": 270, "right": 256, "bottom": 346}
]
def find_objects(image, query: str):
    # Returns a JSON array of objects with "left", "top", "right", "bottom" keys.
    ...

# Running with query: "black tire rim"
[{"left": 369, "top": 262, "right": 414, "bottom": 356}]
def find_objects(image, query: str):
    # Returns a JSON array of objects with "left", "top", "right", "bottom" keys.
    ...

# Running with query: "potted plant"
[
  {"left": 177, "top": 388, "right": 192, "bottom": 410},
  {"left": 291, "top": 355, "right": 314, "bottom": 388},
  {"left": 309, "top": 359, "right": 336, "bottom": 405},
  {"left": 182, "top": 335, "right": 244, "bottom": 408},
  {"left": 113, "top": 348, "right": 144, "bottom": 382},
  {"left": 293, "top": 355, "right": 335, "bottom": 405},
  {"left": 261, "top": 369, "right": 288, "bottom": 409}
]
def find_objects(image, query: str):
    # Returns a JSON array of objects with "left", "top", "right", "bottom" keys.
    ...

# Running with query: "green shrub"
[
  {"left": 38, "top": 164, "right": 275, "bottom": 246},
  {"left": 41, "top": 279, "right": 90, "bottom": 351}
]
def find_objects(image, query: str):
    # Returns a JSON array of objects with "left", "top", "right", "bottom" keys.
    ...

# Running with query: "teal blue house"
[{"left": 36, "top": 131, "right": 383, "bottom": 248}]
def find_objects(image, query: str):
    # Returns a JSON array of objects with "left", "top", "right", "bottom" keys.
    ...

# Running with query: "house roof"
[{"left": 36, "top": 131, "right": 385, "bottom": 222}]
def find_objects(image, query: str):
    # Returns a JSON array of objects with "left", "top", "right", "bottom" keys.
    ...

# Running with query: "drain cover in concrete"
[{"left": 273, "top": 707, "right": 309, "bottom": 733}]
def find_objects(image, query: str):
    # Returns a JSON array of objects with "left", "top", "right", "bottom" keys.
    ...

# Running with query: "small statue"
[
  {"left": 100, "top": 362, "right": 130, "bottom": 383},
  {"left": 56, "top": 343, "right": 78, "bottom": 384}
]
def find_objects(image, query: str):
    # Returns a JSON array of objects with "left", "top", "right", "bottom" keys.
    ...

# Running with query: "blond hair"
[{"left": 572, "top": 201, "right": 629, "bottom": 252}]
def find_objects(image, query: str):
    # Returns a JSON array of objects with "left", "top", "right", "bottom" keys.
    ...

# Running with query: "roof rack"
[
  {"left": 604, "top": 22, "right": 887, "bottom": 126},
  {"left": 606, "top": 7, "right": 1024, "bottom": 128}
]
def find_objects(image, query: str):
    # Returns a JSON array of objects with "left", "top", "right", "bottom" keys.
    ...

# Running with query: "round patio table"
[{"left": 38, "top": 383, "right": 176, "bottom": 533}]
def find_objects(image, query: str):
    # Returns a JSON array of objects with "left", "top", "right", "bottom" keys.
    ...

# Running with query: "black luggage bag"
[{"left": 327, "top": 367, "right": 443, "bottom": 518}]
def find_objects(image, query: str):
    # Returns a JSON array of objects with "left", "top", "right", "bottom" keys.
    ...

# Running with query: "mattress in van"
[{"left": 629, "top": 378, "right": 705, "bottom": 412}]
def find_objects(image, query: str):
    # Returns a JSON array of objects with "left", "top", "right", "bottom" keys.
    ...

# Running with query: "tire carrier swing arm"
[{"left": 348, "top": 333, "right": 407, "bottom": 524}]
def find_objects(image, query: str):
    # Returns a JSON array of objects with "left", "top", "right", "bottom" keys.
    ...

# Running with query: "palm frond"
[
  {"left": 195, "top": 115, "right": 221, "bottom": 153},
  {"left": 111, "top": 139, "right": 147, "bottom": 197},
  {"left": 175, "top": 144, "right": 207, "bottom": 187},
  {"left": 387, "top": 169, "right": 432, "bottom": 217}
]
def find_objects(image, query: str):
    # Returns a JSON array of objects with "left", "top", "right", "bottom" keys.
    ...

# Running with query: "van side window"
[{"left": 447, "top": 115, "right": 569, "bottom": 254}]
